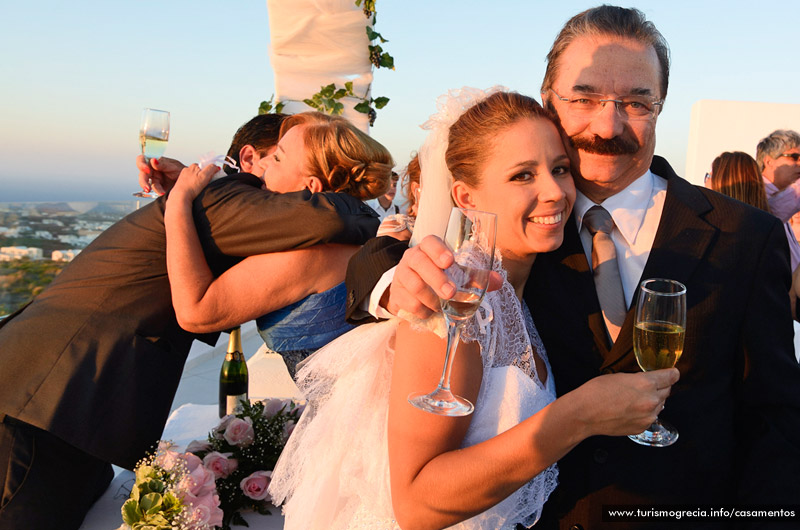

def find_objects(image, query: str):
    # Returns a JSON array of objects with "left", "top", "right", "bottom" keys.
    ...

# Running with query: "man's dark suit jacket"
[
  {"left": 0, "top": 173, "right": 378, "bottom": 470},
  {"left": 345, "top": 156, "right": 800, "bottom": 529}
]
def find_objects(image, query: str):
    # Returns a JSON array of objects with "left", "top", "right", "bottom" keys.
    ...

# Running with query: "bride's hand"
[
  {"left": 386, "top": 235, "right": 504, "bottom": 319},
  {"left": 169, "top": 164, "right": 220, "bottom": 202},
  {"left": 569, "top": 368, "right": 680, "bottom": 438}
]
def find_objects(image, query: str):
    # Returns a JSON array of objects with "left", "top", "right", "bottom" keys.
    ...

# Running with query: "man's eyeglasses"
[
  {"left": 778, "top": 153, "right": 800, "bottom": 162},
  {"left": 548, "top": 88, "right": 663, "bottom": 121},
  {"left": 704, "top": 172, "right": 712, "bottom": 184}
]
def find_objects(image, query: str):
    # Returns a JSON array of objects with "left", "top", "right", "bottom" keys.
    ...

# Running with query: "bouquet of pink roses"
[
  {"left": 186, "top": 398, "right": 303, "bottom": 529},
  {"left": 122, "top": 398, "right": 303, "bottom": 530},
  {"left": 120, "top": 440, "right": 224, "bottom": 530}
]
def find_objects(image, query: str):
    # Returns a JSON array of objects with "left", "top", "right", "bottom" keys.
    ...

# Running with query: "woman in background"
[
  {"left": 708, "top": 150, "right": 800, "bottom": 320},
  {"left": 377, "top": 154, "right": 420, "bottom": 241},
  {"left": 707, "top": 151, "right": 770, "bottom": 212}
]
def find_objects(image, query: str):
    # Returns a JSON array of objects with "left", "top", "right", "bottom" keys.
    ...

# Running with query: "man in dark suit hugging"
[{"left": 0, "top": 113, "right": 378, "bottom": 530}]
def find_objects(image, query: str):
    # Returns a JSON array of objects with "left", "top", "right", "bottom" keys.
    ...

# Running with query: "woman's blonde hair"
[
  {"left": 279, "top": 112, "right": 394, "bottom": 200},
  {"left": 710, "top": 151, "right": 771, "bottom": 213},
  {"left": 446, "top": 92, "right": 557, "bottom": 187}
]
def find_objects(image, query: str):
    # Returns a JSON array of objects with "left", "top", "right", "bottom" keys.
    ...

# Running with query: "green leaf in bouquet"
[
  {"left": 121, "top": 499, "right": 144, "bottom": 525},
  {"left": 231, "top": 510, "right": 251, "bottom": 527},
  {"left": 138, "top": 511, "right": 171, "bottom": 529},
  {"left": 162, "top": 491, "right": 181, "bottom": 512},
  {"left": 333, "top": 101, "right": 345, "bottom": 115},
  {"left": 373, "top": 96, "right": 390, "bottom": 109},
  {"left": 275, "top": 101, "right": 286, "bottom": 114},
  {"left": 354, "top": 101, "right": 371, "bottom": 114},
  {"left": 302, "top": 99, "right": 319, "bottom": 109},
  {"left": 345, "top": 81, "right": 354, "bottom": 93},
  {"left": 333, "top": 88, "right": 347, "bottom": 99},
  {"left": 147, "top": 478, "right": 166, "bottom": 494},
  {"left": 139, "top": 492, "right": 164, "bottom": 514},
  {"left": 135, "top": 465, "right": 158, "bottom": 482}
]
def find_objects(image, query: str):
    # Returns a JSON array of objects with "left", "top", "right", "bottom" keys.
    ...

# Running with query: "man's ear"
[
  {"left": 304, "top": 176, "right": 324, "bottom": 193},
  {"left": 451, "top": 180, "right": 477, "bottom": 209},
  {"left": 238, "top": 145, "right": 258, "bottom": 173}
]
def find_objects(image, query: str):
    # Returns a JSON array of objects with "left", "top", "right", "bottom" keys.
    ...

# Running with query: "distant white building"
[
  {"left": 58, "top": 234, "right": 97, "bottom": 247},
  {"left": 51, "top": 249, "right": 81, "bottom": 262},
  {"left": 0, "top": 246, "right": 43, "bottom": 261},
  {"left": 33, "top": 230, "right": 55, "bottom": 240}
]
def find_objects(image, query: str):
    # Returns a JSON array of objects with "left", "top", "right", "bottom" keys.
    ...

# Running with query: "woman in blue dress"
[{"left": 164, "top": 111, "right": 394, "bottom": 376}]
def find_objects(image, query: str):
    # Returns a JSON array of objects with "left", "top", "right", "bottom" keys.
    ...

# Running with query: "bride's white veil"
[{"left": 409, "top": 86, "right": 508, "bottom": 247}]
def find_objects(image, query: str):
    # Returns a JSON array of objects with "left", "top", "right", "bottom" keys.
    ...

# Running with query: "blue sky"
[{"left": 2, "top": 1, "right": 799, "bottom": 202}]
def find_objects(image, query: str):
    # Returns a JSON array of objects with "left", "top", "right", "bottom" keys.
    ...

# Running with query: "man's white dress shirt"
[{"left": 575, "top": 170, "right": 667, "bottom": 308}]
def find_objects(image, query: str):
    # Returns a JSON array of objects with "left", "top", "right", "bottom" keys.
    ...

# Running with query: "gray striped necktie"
[{"left": 583, "top": 205, "right": 627, "bottom": 343}]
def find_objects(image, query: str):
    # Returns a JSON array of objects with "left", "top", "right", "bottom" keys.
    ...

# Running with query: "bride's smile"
[{"left": 530, "top": 211, "right": 563, "bottom": 225}]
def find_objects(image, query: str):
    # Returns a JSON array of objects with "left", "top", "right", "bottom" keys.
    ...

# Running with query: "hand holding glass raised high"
[{"left": 407, "top": 207, "right": 497, "bottom": 417}]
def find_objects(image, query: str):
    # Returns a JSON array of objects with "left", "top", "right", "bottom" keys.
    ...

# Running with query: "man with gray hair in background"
[{"left": 757, "top": 129, "right": 800, "bottom": 271}]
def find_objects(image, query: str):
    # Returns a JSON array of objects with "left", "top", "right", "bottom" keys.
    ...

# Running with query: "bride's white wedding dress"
[{"left": 269, "top": 260, "right": 558, "bottom": 529}]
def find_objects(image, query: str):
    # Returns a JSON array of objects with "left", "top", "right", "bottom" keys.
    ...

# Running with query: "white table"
[{"left": 79, "top": 349, "right": 300, "bottom": 530}]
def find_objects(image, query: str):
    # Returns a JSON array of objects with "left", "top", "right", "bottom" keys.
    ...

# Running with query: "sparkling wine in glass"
[
  {"left": 408, "top": 207, "right": 497, "bottom": 416},
  {"left": 133, "top": 108, "right": 170, "bottom": 198},
  {"left": 628, "top": 278, "right": 686, "bottom": 447}
]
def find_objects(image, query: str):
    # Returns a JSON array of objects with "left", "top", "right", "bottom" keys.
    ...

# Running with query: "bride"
[{"left": 268, "top": 89, "right": 679, "bottom": 529}]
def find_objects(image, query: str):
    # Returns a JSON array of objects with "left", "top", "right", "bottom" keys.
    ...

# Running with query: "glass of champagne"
[
  {"left": 133, "top": 108, "right": 170, "bottom": 198},
  {"left": 408, "top": 207, "right": 497, "bottom": 416},
  {"left": 629, "top": 278, "right": 686, "bottom": 447}
]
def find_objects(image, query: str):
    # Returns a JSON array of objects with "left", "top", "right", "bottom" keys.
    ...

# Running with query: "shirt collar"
[
  {"left": 575, "top": 169, "right": 658, "bottom": 246},
  {"left": 762, "top": 176, "right": 779, "bottom": 198}
]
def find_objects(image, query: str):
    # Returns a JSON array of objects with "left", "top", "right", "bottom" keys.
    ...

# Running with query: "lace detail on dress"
[
  {"left": 455, "top": 253, "right": 558, "bottom": 529},
  {"left": 269, "top": 253, "right": 558, "bottom": 530}
]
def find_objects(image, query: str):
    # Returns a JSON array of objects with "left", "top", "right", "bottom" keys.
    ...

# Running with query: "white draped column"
[{"left": 267, "top": 0, "right": 373, "bottom": 132}]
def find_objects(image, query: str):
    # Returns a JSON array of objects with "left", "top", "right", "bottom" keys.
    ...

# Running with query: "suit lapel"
[
  {"left": 532, "top": 213, "right": 613, "bottom": 360},
  {"left": 601, "top": 156, "right": 716, "bottom": 372}
]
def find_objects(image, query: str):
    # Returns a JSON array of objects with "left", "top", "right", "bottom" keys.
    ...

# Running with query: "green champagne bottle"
[{"left": 219, "top": 326, "right": 249, "bottom": 417}]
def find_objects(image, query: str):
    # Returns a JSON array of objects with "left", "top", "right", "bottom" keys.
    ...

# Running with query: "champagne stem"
[{"left": 436, "top": 316, "right": 464, "bottom": 392}]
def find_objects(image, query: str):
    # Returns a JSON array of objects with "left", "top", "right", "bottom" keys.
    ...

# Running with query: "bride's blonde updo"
[
  {"left": 279, "top": 112, "right": 395, "bottom": 200},
  {"left": 446, "top": 92, "right": 557, "bottom": 187}
]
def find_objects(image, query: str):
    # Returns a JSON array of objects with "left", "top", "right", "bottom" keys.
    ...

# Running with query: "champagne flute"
[
  {"left": 628, "top": 278, "right": 686, "bottom": 447},
  {"left": 408, "top": 207, "right": 497, "bottom": 416},
  {"left": 133, "top": 108, "right": 170, "bottom": 198}
]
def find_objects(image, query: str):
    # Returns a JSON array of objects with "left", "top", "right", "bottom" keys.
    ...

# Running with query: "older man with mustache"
[{"left": 345, "top": 5, "right": 800, "bottom": 529}]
